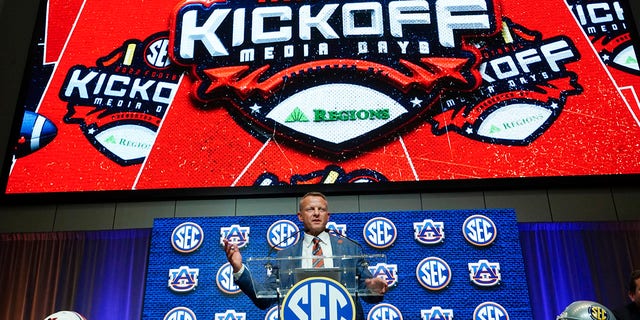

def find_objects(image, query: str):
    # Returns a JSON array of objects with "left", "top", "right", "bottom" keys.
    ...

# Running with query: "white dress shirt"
[
  {"left": 234, "top": 230, "right": 335, "bottom": 280},
  {"left": 301, "top": 231, "right": 333, "bottom": 268}
]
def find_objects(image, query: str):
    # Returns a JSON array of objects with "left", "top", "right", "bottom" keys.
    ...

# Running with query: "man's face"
[
  {"left": 298, "top": 195, "right": 330, "bottom": 236},
  {"left": 631, "top": 278, "right": 640, "bottom": 306}
]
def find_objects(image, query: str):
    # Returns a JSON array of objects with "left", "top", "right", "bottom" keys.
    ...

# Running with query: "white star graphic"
[
  {"left": 410, "top": 97, "right": 423, "bottom": 107},
  {"left": 550, "top": 102, "right": 559, "bottom": 109},
  {"left": 88, "top": 128, "right": 96, "bottom": 135},
  {"left": 466, "top": 127, "right": 474, "bottom": 134},
  {"left": 250, "top": 103, "right": 262, "bottom": 114},
  {"left": 601, "top": 54, "right": 610, "bottom": 61}
]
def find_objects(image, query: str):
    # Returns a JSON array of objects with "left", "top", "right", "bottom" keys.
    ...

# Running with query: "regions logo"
[
  {"left": 170, "top": 0, "right": 501, "bottom": 159},
  {"left": 281, "top": 277, "right": 355, "bottom": 320},
  {"left": 416, "top": 257, "right": 451, "bottom": 291},
  {"left": 431, "top": 18, "right": 581, "bottom": 146},
  {"left": 266, "top": 220, "right": 300, "bottom": 250},
  {"left": 368, "top": 263, "right": 398, "bottom": 288},
  {"left": 413, "top": 219, "right": 445, "bottom": 245},
  {"left": 568, "top": 0, "right": 639, "bottom": 74},
  {"left": 168, "top": 266, "right": 199, "bottom": 292},
  {"left": 220, "top": 224, "right": 251, "bottom": 248},
  {"left": 468, "top": 259, "right": 501, "bottom": 287},
  {"left": 60, "top": 32, "right": 183, "bottom": 165},
  {"left": 326, "top": 221, "right": 347, "bottom": 237},
  {"left": 264, "top": 306, "right": 278, "bottom": 320},
  {"left": 363, "top": 217, "right": 397, "bottom": 249},
  {"left": 216, "top": 262, "right": 241, "bottom": 294},
  {"left": 473, "top": 302, "right": 509, "bottom": 320},
  {"left": 171, "top": 222, "right": 204, "bottom": 253},
  {"left": 367, "top": 303, "right": 403, "bottom": 320},
  {"left": 254, "top": 164, "right": 388, "bottom": 186},
  {"left": 164, "top": 307, "right": 197, "bottom": 320},
  {"left": 214, "top": 310, "right": 246, "bottom": 320},
  {"left": 421, "top": 306, "right": 454, "bottom": 320},
  {"left": 462, "top": 214, "right": 497, "bottom": 246}
]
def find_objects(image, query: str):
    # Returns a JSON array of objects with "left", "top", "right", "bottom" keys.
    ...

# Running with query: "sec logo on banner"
[
  {"left": 367, "top": 303, "right": 403, "bottom": 320},
  {"left": 363, "top": 217, "right": 397, "bottom": 249},
  {"left": 266, "top": 220, "right": 299, "bottom": 250},
  {"left": 164, "top": 307, "right": 197, "bottom": 320},
  {"left": 462, "top": 215, "right": 497, "bottom": 246},
  {"left": 171, "top": 222, "right": 204, "bottom": 253},
  {"left": 416, "top": 257, "right": 452, "bottom": 291},
  {"left": 216, "top": 262, "right": 241, "bottom": 294},
  {"left": 473, "top": 302, "right": 509, "bottom": 320}
]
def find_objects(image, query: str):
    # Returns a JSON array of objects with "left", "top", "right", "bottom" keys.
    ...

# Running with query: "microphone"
[
  {"left": 268, "top": 227, "right": 308, "bottom": 256},
  {"left": 327, "top": 228, "right": 372, "bottom": 289},
  {"left": 264, "top": 227, "right": 308, "bottom": 277},
  {"left": 326, "top": 228, "right": 363, "bottom": 250},
  {"left": 326, "top": 228, "right": 368, "bottom": 268}
]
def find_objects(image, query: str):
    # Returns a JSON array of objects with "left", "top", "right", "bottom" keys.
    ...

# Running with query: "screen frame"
[{"left": 1, "top": 0, "right": 640, "bottom": 205}]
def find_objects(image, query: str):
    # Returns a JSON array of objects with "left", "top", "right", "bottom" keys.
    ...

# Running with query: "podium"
[{"left": 245, "top": 254, "right": 386, "bottom": 320}]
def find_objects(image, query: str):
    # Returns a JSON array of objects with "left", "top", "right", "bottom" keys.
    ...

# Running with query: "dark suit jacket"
[
  {"left": 235, "top": 233, "right": 383, "bottom": 319},
  {"left": 613, "top": 302, "right": 640, "bottom": 320}
]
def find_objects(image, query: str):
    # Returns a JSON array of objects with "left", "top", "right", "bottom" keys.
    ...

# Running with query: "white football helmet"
[
  {"left": 556, "top": 301, "right": 616, "bottom": 320},
  {"left": 43, "top": 311, "right": 87, "bottom": 320}
]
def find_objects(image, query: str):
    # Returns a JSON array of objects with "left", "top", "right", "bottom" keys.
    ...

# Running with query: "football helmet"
[
  {"left": 44, "top": 311, "right": 87, "bottom": 320},
  {"left": 556, "top": 300, "right": 616, "bottom": 320}
]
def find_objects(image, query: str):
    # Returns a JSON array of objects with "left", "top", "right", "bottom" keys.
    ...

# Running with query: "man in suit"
[
  {"left": 223, "top": 191, "right": 388, "bottom": 319},
  {"left": 614, "top": 270, "right": 640, "bottom": 320}
]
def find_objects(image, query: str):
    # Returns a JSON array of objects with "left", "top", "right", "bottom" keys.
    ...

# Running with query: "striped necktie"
[{"left": 312, "top": 237, "right": 324, "bottom": 268}]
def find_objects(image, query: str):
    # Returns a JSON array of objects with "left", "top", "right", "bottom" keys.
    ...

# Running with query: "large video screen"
[{"left": 2, "top": 0, "right": 640, "bottom": 200}]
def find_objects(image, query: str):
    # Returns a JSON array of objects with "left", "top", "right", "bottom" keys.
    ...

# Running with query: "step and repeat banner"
[
  {"left": 2, "top": 0, "right": 640, "bottom": 198},
  {"left": 142, "top": 209, "right": 533, "bottom": 320}
]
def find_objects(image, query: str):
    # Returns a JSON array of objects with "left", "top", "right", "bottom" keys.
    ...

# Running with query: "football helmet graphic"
[{"left": 556, "top": 300, "right": 616, "bottom": 320}]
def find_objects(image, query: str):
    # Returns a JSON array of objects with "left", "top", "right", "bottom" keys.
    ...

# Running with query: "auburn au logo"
[
  {"left": 169, "top": 0, "right": 501, "bottom": 159},
  {"left": 168, "top": 266, "right": 199, "bottom": 292}
]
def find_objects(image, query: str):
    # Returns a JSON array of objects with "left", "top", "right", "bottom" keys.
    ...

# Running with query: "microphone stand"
[
  {"left": 327, "top": 228, "right": 370, "bottom": 301},
  {"left": 265, "top": 227, "right": 307, "bottom": 309}
]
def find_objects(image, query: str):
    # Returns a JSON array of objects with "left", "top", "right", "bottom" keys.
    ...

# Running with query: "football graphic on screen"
[{"left": 16, "top": 110, "right": 57, "bottom": 158}]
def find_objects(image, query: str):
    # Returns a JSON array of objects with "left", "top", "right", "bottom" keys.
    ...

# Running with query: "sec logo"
[
  {"left": 363, "top": 217, "right": 397, "bottom": 249},
  {"left": 462, "top": 215, "right": 497, "bottom": 246},
  {"left": 171, "top": 222, "right": 204, "bottom": 253},
  {"left": 164, "top": 307, "right": 197, "bottom": 320},
  {"left": 367, "top": 303, "right": 403, "bottom": 320},
  {"left": 266, "top": 220, "right": 300, "bottom": 250},
  {"left": 145, "top": 36, "right": 171, "bottom": 69},
  {"left": 281, "top": 277, "right": 355, "bottom": 320},
  {"left": 416, "top": 257, "right": 452, "bottom": 291},
  {"left": 216, "top": 262, "right": 241, "bottom": 294},
  {"left": 264, "top": 306, "right": 278, "bottom": 320},
  {"left": 473, "top": 302, "right": 509, "bottom": 320}
]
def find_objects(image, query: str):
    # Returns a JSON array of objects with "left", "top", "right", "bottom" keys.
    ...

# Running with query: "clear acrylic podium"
[{"left": 245, "top": 254, "right": 386, "bottom": 299}]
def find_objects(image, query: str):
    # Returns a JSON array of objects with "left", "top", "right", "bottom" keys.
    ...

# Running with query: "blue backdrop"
[{"left": 142, "top": 209, "right": 532, "bottom": 320}]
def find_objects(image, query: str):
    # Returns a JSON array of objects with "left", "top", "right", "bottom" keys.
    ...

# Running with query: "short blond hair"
[{"left": 299, "top": 192, "right": 327, "bottom": 211}]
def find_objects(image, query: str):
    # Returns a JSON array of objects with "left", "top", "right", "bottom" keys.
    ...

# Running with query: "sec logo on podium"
[{"left": 281, "top": 277, "right": 356, "bottom": 320}]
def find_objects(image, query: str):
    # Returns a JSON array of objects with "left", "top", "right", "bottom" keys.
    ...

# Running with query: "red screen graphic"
[{"left": 3, "top": 0, "right": 640, "bottom": 197}]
